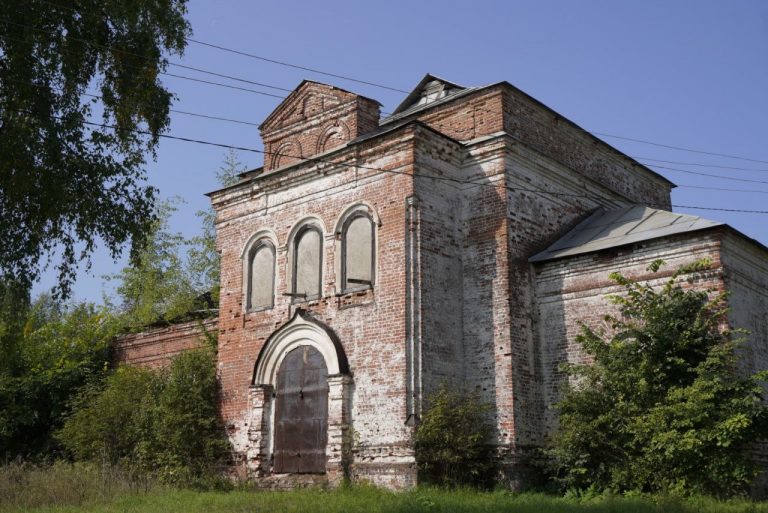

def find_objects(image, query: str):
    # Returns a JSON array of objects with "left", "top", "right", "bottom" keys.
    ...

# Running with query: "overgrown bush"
[
  {"left": 58, "top": 345, "right": 229, "bottom": 487},
  {"left": 0, "top": 288, "right": 113, "bottom": 460},
  {"left": 547, "top": 259, "right": 768, "bottom": 497},
  {"left": 414, "top": 385, "right": 496, "bottom": 488}
]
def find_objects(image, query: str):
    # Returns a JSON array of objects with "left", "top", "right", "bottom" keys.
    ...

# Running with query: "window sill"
[
  {"left": 290, "top": 295, "right": 322, "bottom": 306},
  {"left": 246, "top": 305, "right": 274, "bottom": 314},
  {"left": 337, "top": 287, "right": 374, "bottom": 309},
  {"left": 336, "top": 285, "right": 373, "bottom": 296}
]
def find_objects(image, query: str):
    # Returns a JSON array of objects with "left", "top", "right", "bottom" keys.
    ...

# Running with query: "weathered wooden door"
[{"left": 273, "top": 345, "right": 329, "bottom": 473}]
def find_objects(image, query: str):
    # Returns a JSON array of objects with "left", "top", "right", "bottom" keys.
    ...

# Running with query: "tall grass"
[
  {"left": 0, "top": 461, "right": 157, "bottom": 510},
  {"left": 2, "top": 464, "right": 768, "bottom": 513}
]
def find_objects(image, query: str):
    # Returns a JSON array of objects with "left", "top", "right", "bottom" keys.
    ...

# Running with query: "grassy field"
[{"left": 3, "top": 463, "right": 768, "bottom": 513}]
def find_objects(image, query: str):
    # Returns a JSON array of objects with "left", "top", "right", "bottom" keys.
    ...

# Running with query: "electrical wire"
[
  {"left": 8, "top": 9, "right": 768, "bottom": 169},
  {"left": 5, "top": 77, "right": 263, "bottom": 127},
  {"left": 187, "top": 39, "right": 409, "bottom": 94},
  {"left": 4, "top": 11, "right": 768, "bottom": 206},
  {"left": 5, "top": 97, "right": 768, "bottom": 212},
  {"left": 88, "top": 93, "right": 262, "bottom": 127},
  {"left": 670, "top": 205, "right": 768, "bottom": 214},
  {"left": 6, "top": 13, "right": 768, "bottom": 172},
  {"left": 636, "top": 157, "right": 768, "bottom": 173},
  {"left": 161, "top": 72, "right": 285, "bottom": 99},
  {"left": 591, "top": 131, "right": 768, "bottom": 166},
  {"left": 675, "top": 184, "right": 768, "bottom": 195},
  {"left": 46, "top": 113, "right": 767, "bottom": 215},
  {"left": 18, "top": 0, "right": 409, "bottom": 95},
  {"left": 644, "top": 164, "right": 768, "bottom": 185}
]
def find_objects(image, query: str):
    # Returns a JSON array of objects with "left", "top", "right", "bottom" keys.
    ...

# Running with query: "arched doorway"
[
  {"left": 247, "top": 310, "right": 352, "bottom": 481},
  {"left": 273, "top": 345, "right": 329, "bottom": 473}
]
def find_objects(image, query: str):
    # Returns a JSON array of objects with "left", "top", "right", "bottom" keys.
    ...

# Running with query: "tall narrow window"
[
  {"left": 293, "top": 227, "right": 322, "bottom": 300},
  {"left": 247, "top": 241, "right": 275, "bottom": 310},
  {"left": 342, "top": 214, "right": 374, "bottom": 291}
]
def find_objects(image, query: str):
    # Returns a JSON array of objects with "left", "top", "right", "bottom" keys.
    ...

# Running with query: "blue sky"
[{"left": 34, "top": 0, "right": 768, "bottom": 303}]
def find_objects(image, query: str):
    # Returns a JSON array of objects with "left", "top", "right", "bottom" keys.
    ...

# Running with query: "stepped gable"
[{"left": 259, "top": 80, "right": 381, "bottom": 172}]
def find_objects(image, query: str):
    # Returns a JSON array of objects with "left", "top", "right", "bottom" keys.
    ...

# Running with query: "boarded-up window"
[
  {"left": 343, "top": 214, "right": 374, "bottom": 291},
  {"left": 293, "top": 227, "right": 322, "bottom": 299},
  {"left": 247, "top": 242, "right": 275, "bottom": 310}
]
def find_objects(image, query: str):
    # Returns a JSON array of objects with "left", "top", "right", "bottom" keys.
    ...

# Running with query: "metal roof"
[{"left": 529, "top": 206, "right": 724, "bottom": 263}]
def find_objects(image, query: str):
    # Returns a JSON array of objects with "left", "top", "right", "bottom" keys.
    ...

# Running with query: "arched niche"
[{"left": 271, "top": 139, "right": 302, "bottom": 170}]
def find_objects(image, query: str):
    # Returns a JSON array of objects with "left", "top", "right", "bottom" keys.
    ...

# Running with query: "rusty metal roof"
[{"left": 529, "top": 206, "right": 723, "bottom": 263}]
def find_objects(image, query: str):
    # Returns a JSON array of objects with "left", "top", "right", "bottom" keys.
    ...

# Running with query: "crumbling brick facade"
[
  {"left": 117, "top": 74, "right": 768, "bottom": 490},
  {"left": 113, "top": 318, "right": 217, "bottom": 368}
]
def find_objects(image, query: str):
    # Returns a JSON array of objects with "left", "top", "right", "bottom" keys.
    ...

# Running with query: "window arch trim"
[
  {"left": 333, "top": 203, "right": 380, "bottom": 295},
  {"left": 332, "top": 202, "right": 381, "bottom": 234},
  {"left": 241, "top": 229, "right": 279, "bottom": 313},
  {"left": 246, "top": 241, "right": 276, "bottom": 311},
  {"left": 340, "top": 212, "right": 375, "bottom": 293},
  {"left": 287, "top": 218, "right": 326, "bottom": 303}
]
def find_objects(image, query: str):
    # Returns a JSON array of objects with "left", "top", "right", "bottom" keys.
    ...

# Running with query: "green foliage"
[
  {"left": 414, "top": 385, "right": 496, "bottom": 488},
  {"left": 547, "top": 259, "right": 768, "bottom": 497},
  {"left": 0, "top": 151, "right": 237, "bottom": 460},
  {"left": 0, "top": 0, "right": 191, "bottom": 297},
  {"left": 187, "top": 150, "right": 243, "bottom": 304},
  {"left": 58, "top": 345, "right": 229, "bottom": 487},
  {"left": 0, "top": 292, "right": 113, "bottom": 459},
  {"left": 0, "top": 279, "right": 31, "bottom": 377},
  {"left": 56, "top": 365, "right": 154, "bottom": 465},
  {"left": 111, "top": 151, "right": 242, "bottom": 329},
  {"left": 108, "top": 199, "right": 201, "bottom": 330}
]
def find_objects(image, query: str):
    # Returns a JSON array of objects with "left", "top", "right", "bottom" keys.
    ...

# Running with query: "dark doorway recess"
[{"left": 273, "top": 345, "right": 329, "bottom": 473}]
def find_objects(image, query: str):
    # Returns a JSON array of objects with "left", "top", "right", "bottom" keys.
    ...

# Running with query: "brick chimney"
[{"left": 259, "top": 81, "right": 381, "bottom": 172}]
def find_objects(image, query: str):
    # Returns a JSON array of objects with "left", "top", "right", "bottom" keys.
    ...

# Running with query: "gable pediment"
[
  {"left": 391, "top": 74, "right": 466, "bottom": 116},
  {"left": 260, "top": 81, "right": 358, "bottom": 134}
]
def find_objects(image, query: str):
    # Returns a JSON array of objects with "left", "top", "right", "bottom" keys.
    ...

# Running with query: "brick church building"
[{"left": 116, "top": 74, "right": 768, "bottom": 489}]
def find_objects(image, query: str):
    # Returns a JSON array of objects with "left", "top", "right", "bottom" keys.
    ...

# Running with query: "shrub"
[
  {"left": 414, "top": 385, "right": 496, "bottom": 488},
  {"left": 0, "top": 294, "right": 113, "bottom": 460},
  {"left": 56, "top": 365, "right": 155, "bottom": 465},
  {"left": 58, "top": 345, "right": 229, "bottom": 487},
  {"left": 547, "top": 259, "right": 768, "bottom": 497}
]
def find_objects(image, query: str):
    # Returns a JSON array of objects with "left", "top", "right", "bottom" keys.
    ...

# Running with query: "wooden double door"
[{"left": 273, "top": 345, "right": 329, "bottom": 473}]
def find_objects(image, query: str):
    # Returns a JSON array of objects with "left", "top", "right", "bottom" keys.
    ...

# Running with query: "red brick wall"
[
  {"left": 209, "top": 76, "right": 681, "bottom": 488},
  {"left": 721, "top": 229, "right": 768, "bottom": 376},
  {"left": 260, "top": 82, "right": 380, "bottom": 172},
  {"left": 533, "top": 231, "right": 726, "bottom": 435},
  {"left": 212, "top": 124, "right": 419, "bottom": 485},
  {"left": 113, "top": 318, "right": 217, "bottom": 368},
  {"left": 113, "top": 76, "right": 768, "bottom": 491},
  {"left": 414, "top": 88, "right": 506, "bottom": 142},
  {"left": 384, "top": 84, "right": 672, "bottom": 209}
]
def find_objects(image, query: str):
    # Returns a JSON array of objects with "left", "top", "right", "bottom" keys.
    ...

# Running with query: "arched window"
[
  {"left": 246, "top": 241, "right": 275, "bottom": 311},
  {"left": 292, "top": 226, "right": 322, "bottom": 300},
  {"left": 342, "top": 213, "right": 374, "bottom": 292}
]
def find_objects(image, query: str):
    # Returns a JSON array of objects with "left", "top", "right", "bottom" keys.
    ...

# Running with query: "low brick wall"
[{"left": 113, "top": 318, "right": 218, "bottom": 368}]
